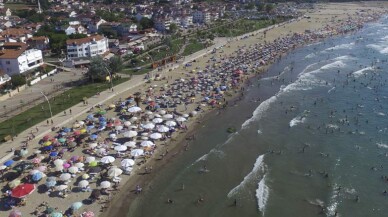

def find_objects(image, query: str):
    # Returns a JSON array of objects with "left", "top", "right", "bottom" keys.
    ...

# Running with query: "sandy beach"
[{"left": 1, "top": 2, "right": 387, "bottom": 217}]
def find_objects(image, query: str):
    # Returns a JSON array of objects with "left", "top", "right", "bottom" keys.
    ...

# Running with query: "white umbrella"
[
  {"left": 157, "top": 125, "right": 169, "bottom": 133},
  {"left": 100, "top": 181, "right": 111, "bottom": 189},
  {"left": 60, "top": 173, "right": 71, "bottom": 181},
  {"left": 154, "top": 114, "right": 162, "bottom": 118},
  {"left": 115, "top": 125, "right": 123, "bottom": 131},
  {"left": 159, "top": 110, "right": 167, "bottom": 115},
  {"left": 55, "top": 165, "right": 64, "bottom": 172},
  {"left": 108, "top": 167, "right": 123, "bottom": 177},
  {"left": 140, "top": 140, "right": 154, "bottom": 147},
  {"left": 131, "top": 149, "right": 144, "bottom": 157},
  {"left": 55, "top": 185, "right": 68, "bottom": 191},
  {"left": 0, "top": 165, "right": 7, "bottom": 170},
  {"left": 121, "top": 159, "right": 135, "bottom": 167},
  {"left": 123, "top": 131, "right": 138, "bottom": 138},
  {"left": 96, "top": 148, "right": 106, "bottom": 155},
  {"left": 89, "top": 143, "right": 98, "bottom": 149},
  {"left": 152, "top": 118, "right": 163, "bottom": 123},
  {"left": 183, "top": 114, "right": 189, "bottom": 118},
  {"left": 78, "top": 121, "right": 85, "bottom": 125},
  {"left": 163, "top": 114, "right": 173, "bottom": 119},
  {"left": 165, "top": 121, "right": 177, "bottom": 127},
  {"left": 68, "top": 166, "right": 79, "bottom": 174},
  {"left": 100, "top": 156, "right": 115, "bottom": 164},
  {"left": 114, "top": 145, "right": 127, "bottom": 152},
  {"left": 130, "top": 117, "right": 138, "bottom": 122},
  {"left": 146, "top": 111, "right": 153, "bottom": 115},
  {"left": 190, "top": 111, "right": 197, "bottom": 116},
  {"left": 85, "top": 156, "right": 95, "bottom": 163},
  {"left": 124, "top": 121, "right": 131, "bottom": 127},
  {"left": 176, "top": 117, "right": 187, "bottom": 122},
  {"left": 128, "top": 107, "right": 142, "bottom": 113},
  {"left": 142, "top": 123, "right": 155, "bottom": 129},
  {"left": 150, "top": 133, "right": 162, "bottom": 140},
  {"left": 109, "top": 133, "right": 117, "bottom": 139},
  {"left": 74, "top": 162, "right": 84, "bottom": 168},
  {"left": 78, "top": 180, "right": 89, "bottom": 188},
  {"left": 123, "top": 141, "right": 137, "bottom": 148},
  {"left": 54, "top": 159, "right": 64, "bottom": 166}
]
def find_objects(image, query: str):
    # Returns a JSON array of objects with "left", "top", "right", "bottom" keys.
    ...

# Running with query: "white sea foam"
[
  {"left": 352, "top": 67, "right": 373, "bottom": 78},
  {"left": 304, "top": 53, "right": 316, "bottom": 59},
  {"left": 326, "top": 183, "right": 339, "bottom": 217},
  {"left": 324, "top": 42, "right": 354, "bottom": 51},
  {"left": 377, "top": 112, "right": 386, "bottom": 116},
  {"left": 257, "top": 129, "right": 262, "bottom": 135},
  {"left": 256, "top": 174, "right": 269, "bottom": 215},
  {"left": 328, "top": 87, "right": 336, "bottom": 93},
  {"left": 326, "top": 124, "right": 339, "bottom": 129},
  {"left": 377, "top": 142, "right": 388, "bottom": 149},
  {"left": 367, "top": 43, "right": 388, "bottom": 54},
  {"left": 241, "top": 95, "right": 278, "bottom": 129},
  {"left": 227, "top": 154, "right": 265, "bottom": 197},
  {"left": 289, "top": 116, "right": 306, "bottom": 127},
  {"left": 260, "top": 66, "right": 289, "bottom": 81}
]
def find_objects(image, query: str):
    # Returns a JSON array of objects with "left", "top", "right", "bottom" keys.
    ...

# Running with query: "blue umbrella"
[
  {"left": 71, "top": 201, "right": 83, "bottom": 210},
  {"left": 45, "top": 180, "right": 57, "bottom": 187},
  {"left": 90, "top": 134, "right": 98, "bottom": 140},
  {"left": 44, "top": 146, "right": 53, "bottom": 151},
  {"left": 98, "top": 126, "right": 106, "bottom": 131},
  {"left": 63, "top": 128, "right": 71, "bottom": 133},
  {"left": 99, "top": 117, "right": 106, "bottom": 122},
  {"left": 100, "top": 121, "right": 107, "bottom": 126},
  {"left": 4, "top": 160, "right": 14, "bottom": 167},
  {"left": 49, "top": 152, "right": 58, "bottom": 157},
  {"left": 87, "top": 125, "right": 95, "bottom": 130},
  {"left": 87, "top": 114, "right": 94, "bottom": 119},
  {"left": 32, "top": 172, "right": 43, "bottom": 181},
  {"left": 60, "top": 132, "right": 67, "bottom": 136}
]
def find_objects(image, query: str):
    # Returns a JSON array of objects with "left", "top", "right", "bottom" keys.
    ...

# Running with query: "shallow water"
[{"left": 127, "top": 17, "right": 388, "bottom": 217}]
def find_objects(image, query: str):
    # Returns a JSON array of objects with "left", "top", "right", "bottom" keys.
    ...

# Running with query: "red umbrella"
[
  {"left": 82, "top": 211, "right": 95, "bottom": 217},
  {"left": 11, "top": 183, "right": 35, "bottom": 198},
  {"left": 8, "top": 209, "right": 22, "bottom": 217}
]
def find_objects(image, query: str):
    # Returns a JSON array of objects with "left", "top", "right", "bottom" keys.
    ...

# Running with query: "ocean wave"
[
  {"left": 256, "top": 174, "right": 269, "bottom": 215},
  {"left": 324, "top": 42, "right": 354, "bottom": 51},
  {"left": 227, "top": 154, "right": 265, "bottom": 198},
  {"left": 328, "top": 87, "right": 336, "bottom": 93},
  {"left": 304, "top": 53, "right": 316, "bottom": 59},
  {"left": 326, "top": 183, "right": 340, "bottom": 217},
  {"left": 366, "top": 43, "right": 388, "bottom": 54},
  {"left": 377, "top": 112, "right": 386, "bottom": 116},
  {"left": 326, "top": 124, "right": 339, "bottom": 129},
  {"left": 377, "top": 142, "right": 388, "bottom": 149},
  {"left": 260, "top": 66, "right": 290, "bottom": 81},
  {"left": 289, "top": 116, "right": 306, "bottom": 128},
  {"left": 257, "top": 129, "right": 262, "bottom": 135},
  {"left": 241, "top": 94, "right": 278, "bottom": 129},
  {"left": 352, "top": 67, "right": 374, "bottom": 78}
]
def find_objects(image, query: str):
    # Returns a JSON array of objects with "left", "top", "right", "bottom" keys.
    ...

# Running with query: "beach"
[{"left": 1, "top": 2, "right": 387, "bottom": 217}]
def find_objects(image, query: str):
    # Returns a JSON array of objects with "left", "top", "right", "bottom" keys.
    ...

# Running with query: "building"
[
  {"left": 180, "top": 16, "right": 193, "bottom": 27},
  {"left": 66, "top": 35, "right": 109, "bottom": 59},
  {"left": 154, "top": 19, "right": 171, "bottom": 32},
  {"left": 193, "top": 10, "right": 211, "bottom": 24},
  {"left": 65, "top": 25, "right": 87, "bottom": 35},
  {"left": 0, "top": 42, "right": 44, "bottom": 75},
  {"left": 87, "top": 18, "right": 107, "bottom": 34},
  {"left": 27, "top": 36, "right": 50, "bottom": 51}
]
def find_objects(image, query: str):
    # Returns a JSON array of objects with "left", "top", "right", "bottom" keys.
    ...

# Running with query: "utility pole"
[{"left": 40, "top": 91, "right": 52, "bottom": 118}]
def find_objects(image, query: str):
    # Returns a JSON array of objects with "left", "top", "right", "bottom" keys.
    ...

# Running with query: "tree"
[
  {"left": 168, "top": 23, "right": 178, "bottom": 34},
  {"left": 87, "top": 56, "right": 109, "bottom": 82},
  {"left": 109, "top": 56, "right": 123, "bottom": 73},
  {"left": 265, "top": 4, "right": 275, "bottom": 13},
  {"left": 139, "top": 17, "right": 154, "bottom": 30},
  {"left": 68, "top": 33, "right": 87, "bottom": 39},
  {"left": 11, "top": 75, "right": 26, "bottom": 88}
]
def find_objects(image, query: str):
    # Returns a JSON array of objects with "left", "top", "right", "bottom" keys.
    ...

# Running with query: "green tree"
[
  {"left": 87, "top": 56, "right": 109, "bottom": 82},
  {"left": 68, "top": 33, "right": 87, "bottom": 39},
  {"left": 265, "top": 4, "right": 275, "bottom": 13},
  {"left": 109, "top": 56, "right": 123, "bottom": 73},
  {"left": 168, "top": 23, "right": 178, "bottom": 34},
  {"left": 139, "top": 17, "right": 154, "bottom": 30},
  {"left": 11, "top": 75, "right": 26, "bottom": 87}
]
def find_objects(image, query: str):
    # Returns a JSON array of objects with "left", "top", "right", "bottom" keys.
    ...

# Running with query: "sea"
[{"left": 126, "top": 16, "right": 388, "bottom": 217}]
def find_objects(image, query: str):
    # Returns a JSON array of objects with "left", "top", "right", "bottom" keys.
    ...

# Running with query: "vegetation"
[
  {"left": 182, "top": 39, "right": 206, "bottom": 56},
  {"left": 35, "top": 25, "right": 68, "bottom": 54},
  {"left": 10, "top": 75, "right": 26, "bottom": 87},
  {"left": 109, "top": 56, "right": 124, "bottom": 74},
  {"left": 139, "top": 17, "right": 154, "bottom": 30},
  {"left": 68, "top": 33, "right": 88, "bottom": 39},
  {"left": 0, "top": 78, "right": 128, "bottom": 141},
  {"left": 87, "top": 56, "right": 110, "bottom": 82},
  {"left": 96, "top": 10, "right": 124, "bottom": 22}
]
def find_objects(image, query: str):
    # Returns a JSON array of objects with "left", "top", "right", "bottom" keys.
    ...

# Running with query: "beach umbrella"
[
  {"left": 124, "top": 121, "right": 131, "bottom": 127},
  {"left": 159, "top": 110, "right": 166, "bottom": 115},
  {"left": 123, "top": 141, "right": 136, "bottom": 148},
  {"left": 165, "top": 121, "right": 177, "bottom": 127},
  {"left": 123, "top": 131, "right": 137, "bottom": 138},
  {"left": 109, "top": 133, "right": 117, "bottom": 139},
  {"left": 43, "top": 146, "right": 53, "bottom": 151},
  {"left": 130, "top": 117, "right": 138, "bottom": 122},
  {"left": 68, "top": 166, "right": 79, "bottom": 174},
  {"left": 100, "top": 181, "right": 111, "bottom": 189},
  {"left": 63, "top": 163, "right": 71, "bottom": 169},
  {"left": 85, "top": 156, "right": 95, "bottom": 163},
  {"left": 100, "top": 156, "right": 115, "bottom": 164},
  {"left": 90, "top": 134, "right": 98, "bottom": 140},
  {"left": 176, "top": 117, "right": 187, "bottom": 122},
  {"left": 183, "top": 114, "right": 189, "bottom": 118},
  {"left": 63, "top": 128, "right": 71, "bottom": 133},
  {"left": 96, "top": 148, "right": 106, "bottom": 155},
  {"left": 157, "top": 125, "right": 169, "bottom": 133},
  {"left": 87, "top": 114, "right": 94, "bottom": 120},
  {"left": 32, "top": 157, "right": 41, "bottom": 164},
  {"left": 45, "top": 207, "right": 54, "bottom": 214},
  {"left": 0, "top": 165, "right": 7, "bottom": 170},
  {"left": 71, "top": 201, "right": 83, "bottom": 211},
  {"left": 59, "top": 173, "right": 71, "bottom": 181},
  {"left": 75, "top": 162, "right": 84, "bottom": 168},
  {"left": 114, "top": 145, "right": 127, "bottom": 152},
  {"left": 89, "top": 143, "right": 98, "bottom": 149},
  {"left": 55, "top": 165, "right": 64, "bottom": 172},
  {"left": 50, "top": 212, "right": 63, "bottom": 217},
  {"left": 45, "top": 180, "right": 56, "bottom": 188},
  {"left": 4, "top": 160, "right": 14, "bottom": 167},
  {"left": 47, "top": 176, "right": 56, "bottom": 182},
  {"left": 109, "top": 104, "right": 116, "bottom": 109},
  {"left": 70, "top": 156, "right": 80, "bottom": 162},
  {"left": 107, "top": 167, "right": 122, "bottom": 177},
  {"left": 82, "top": 211, "right": 95, "bottom": 217},
  {"left": 55, "top": 185, "right": 68, "bottom": 191},
  {"left": 128, "top": 106, "right": 141, "bottom": 113},
  {"left": 43, "top": 141, "right": 52, "bottom": 146},
  {"left": 140, "top": 141, "right": 154, "bottom": 147},
  {"left": 97, "top": 110, "right": 107, "bottom": 115},
  {"left": 8, "top": 179, "right": 21, "bottom": 188},
  {"left": 142, "top": 123, "right": 155, "bottom": 129},
  {"left": 121, "top": 159, "right": 135, "bottom": 167},
  {"left": 115, "top": 126, "right": 123, "bottom": 131},
  {"left": 19, "top": 149, "right": 29, "bottom": 156},
  {"left": 13, "top": 162, "right": 33, "bottom": 172},
  {"left": 53, "top": 159, "right": 64, "bottom": 167},
  {"left": 58, "top": 138, "right": 66, "bottom": 143},
  {"left": 87, "top": 125, "right": 95, "bottom": 131},
  {"left": 190, "top": 111, "right": 197, "bottom": 116},
  {"left": 131, "top": 149, "right": 144, "bottom": 157},
  {"left": 163, "top": 114, "right": 173, "bottom": 119},
  {"left": 11, "top": 183, "right": 35, "bottom": 198},
  {"left": 32, "top": 172, "right": 43, "bottom": 181},
  {"left": 82, "top": 174, "right": 90, "bottom": 179},
  {"left": 29, "top": 169, "right": 40, "bottom": 175},
  {"left": 149, "top": 133, "right": 162, "bottom": 140},
  {"left": 152, "top": 118, "right": 163, "bottom": 123},
  {"left": 78, "top": 180, "right": 89, "bottom": 188},
  {"left": 37, "top": 165, "right": 47, "bottom": 172},
  {"left": 88, "top": 161, "right": 98, "bottom": 167},
  {"left": 49, "top": 152, "right": 58, "bottom": 157},
  {"left": 8, "top": 209, "right": 22, "bottom": 217},
  {"left": 73, "top": 123, "right": 81, "bottom": 128},
  {"left": 78, "top": 120, "right": 85, "bottom": 125}
]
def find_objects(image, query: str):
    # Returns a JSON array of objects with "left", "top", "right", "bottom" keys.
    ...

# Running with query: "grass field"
[
  {"left": 5, "top": 3, "right": 35, "bottom": 10},
  {"left": 0, "top": 78, "right": 128, "bottom": 141},
  {"left": 182, "top": 40, "right": 207, "bottom": 56}
]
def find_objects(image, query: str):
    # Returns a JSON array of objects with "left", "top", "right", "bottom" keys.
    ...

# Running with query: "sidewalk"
[{"left": 0, "top": 39, "right": 228, "bottom": 164}]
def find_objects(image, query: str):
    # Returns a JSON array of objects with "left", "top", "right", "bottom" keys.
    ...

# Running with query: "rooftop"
[{"left": 66, "top": 35, "right": 105, "bottom": 45}]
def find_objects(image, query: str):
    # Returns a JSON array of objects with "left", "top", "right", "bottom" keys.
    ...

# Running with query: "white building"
[
  {"left": 193, "top": 10, "right": 211, "bottom": 24},
  {"left": 87, "top": 18, "right": 107, "bottom": 34},
  {"left": 66, "top": 35, "right": 109, "bottom": 59},
  {"left": 0, "top": 42, "right": 44, "bottom": 75},
  {"left": 180, "top": 16, "right": 193, "bottom": 27},
  {"left": 65, "top": 25, "right": 87, "bottom": 35}
]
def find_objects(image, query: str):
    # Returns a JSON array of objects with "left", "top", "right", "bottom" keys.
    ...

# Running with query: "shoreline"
[{"left": 101, "top": 6, "right": 387, "bottom": 217}]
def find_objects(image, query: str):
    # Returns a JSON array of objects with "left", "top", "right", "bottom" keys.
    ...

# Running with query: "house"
[
  {"left": 180, "top": 15, "right": 193, "bottom": 27},
  {"left": 87, "top": 18, "right": 107, "bottom": 34},
  {"left": 0, "top": 28, "right": 33, "bottom": 42},
  {"left": 66, "top": 34, "right": 109, "bottom": 59},
  {"left": 0, "top": 42, "right": 44, "bottom": 75},
  {"left": 65, "top": 25, "right": 87, "bottom": 35},
  {"left": 27, "top": 36, "right": 50, "bottom": 51},
  {"left": 154, "top": 19, "right": 171, "bottom": 32}
]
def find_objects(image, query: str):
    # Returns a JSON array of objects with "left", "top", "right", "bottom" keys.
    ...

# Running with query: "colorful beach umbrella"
[
  {"left": 8, "top": 179, "right": 21, "bottom": 189},
  {"left": 50, "top": 212, "right": 63, "bottom": 217},
  {"left": 121, "top": 159, "right": 135, "bottom": 167},
  {"left": 81, "top": 211, "right": 95, "bottom": 217},
  {"left": 78, "top": 180, "right": 89, "bottom": 188},
  {"left": 4, "top": 160, "right": 14, "bottom": 167},
  {"left": 71, "top": 201, "right": 83, "bottom": 210},
  {"left": 100, "top": 181, "right": 111, "bottom": 189},
  {"left": 11, "top": 183, "right": 35, "bottom": 198},
  {"left": 8, "top": 209, "right": 22, "bottom": 217}
]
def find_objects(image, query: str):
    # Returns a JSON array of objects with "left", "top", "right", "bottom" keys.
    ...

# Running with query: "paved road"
[{"left": 0, "top": 39, "right": 228, "bottom": 164}]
